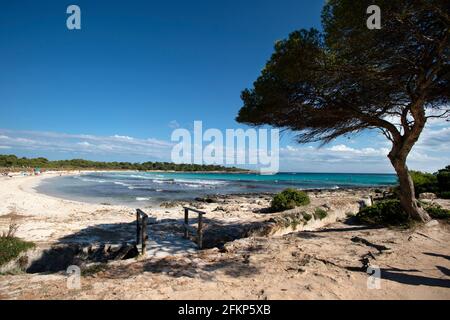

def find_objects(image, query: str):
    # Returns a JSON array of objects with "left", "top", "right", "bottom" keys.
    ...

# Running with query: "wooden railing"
[
  {"left": 136, "top": 209, "right": 149, "bottom": 255},
  {"left": 183, "top": 207, "right": 206, "bottom": 249}
]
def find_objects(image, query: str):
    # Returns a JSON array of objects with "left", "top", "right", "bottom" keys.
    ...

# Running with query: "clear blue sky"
[
  {"left": 1, "top": 0, "right": 448, "bottom": 172},
  {"left": 0, "top": 0, "right": 323, "bottom": 138}
]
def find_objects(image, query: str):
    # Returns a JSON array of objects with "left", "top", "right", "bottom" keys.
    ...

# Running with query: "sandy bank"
[{"left": 1, "top": 172, "right": 449, "bottom": 300}]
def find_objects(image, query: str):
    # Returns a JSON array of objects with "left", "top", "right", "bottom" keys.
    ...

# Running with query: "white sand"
[
  {"left": 0, "top": 172, "right": 135, "bottom": 243},
  {"left": 1, "top": 172, "right": 449, "bottom": 300}
]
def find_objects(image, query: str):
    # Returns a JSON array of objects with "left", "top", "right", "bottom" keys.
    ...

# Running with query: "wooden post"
[
  {"left": 141, "top": 215, "right": 148, "bottom": 255},
  {"left": 184, "top": 208, "right": 189, "bottom": 239},
  {"left": 197, "top": 213, "right": 203, "bottom": 249},
  {"left": 182, "top": 207, "right": 206, "bottom": 249},
  {"left": 136, "top": 209, "right": 141, "bottom": 245}
]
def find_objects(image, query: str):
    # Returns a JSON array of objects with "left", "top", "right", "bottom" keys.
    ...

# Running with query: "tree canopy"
[
  {"left": 237, "top": 0, "right": 449, "bottom": 144},
  {"left": 237, "top": 0, "right": 449, "bottom": 221}
]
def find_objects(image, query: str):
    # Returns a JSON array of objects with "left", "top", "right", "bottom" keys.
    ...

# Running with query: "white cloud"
[
  {"left": 329, "top": 144, "right": 355, "bottom": 152},
  {"left": 0, "top": 119, "right": 448, "bottom": 173},
  {"left": 112, "top": 135, "right": 134, "bottom": 140},
  {"left": 280, "top": 144, "right": 393, "bottom": 172},
  {"left": 77, "top": 141, "right": 92, "bottom": 147},
  {"left": 168, "top": 120, "right": 180, "bottom": 129},
  {"left": 0, "top": 129, "right": 173, "bottom": 161}
]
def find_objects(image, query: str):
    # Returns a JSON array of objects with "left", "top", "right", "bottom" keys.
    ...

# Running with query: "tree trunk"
[{"left": 390, "top": 158, "right": 431, "bottom": 222}]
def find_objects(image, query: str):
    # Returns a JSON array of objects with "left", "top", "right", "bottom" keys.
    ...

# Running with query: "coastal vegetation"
[
  {"left": 357, "top": 200, "right": 411, "bottom": 227},
  {"left": 410, "top": 171, "right": 439, "bottom": 194},
  {"left": 236, "top": 0, "right": 449, "bottom": 222},
  {"left": 409, "top": 166, "right": 450, "bottom": 199},
  {"left": 313, "top": 208, "right": 328, "bottom": 220},
  {"left": 357, "top": 165, "right": 450, "bottom": 227},
  {"left": 357, "top": 199, "right": 450, "bottom": 227},
  {"left": 0, "top": 154, "right": 246, "bottom": 172},
  {"left": 437, "top": 165, "right": 450, "bottom": 198},
  {"left": 0, "top": 222, "right": 35, "bottom": 267},
  {"left": 270, "top": 188, "right": 310, "bottom": 212},
  {"left": 0, "top": 237, "right": 35, "bottom": 267}
]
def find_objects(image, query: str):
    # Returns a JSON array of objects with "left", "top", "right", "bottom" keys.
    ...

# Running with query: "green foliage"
[
  {"left": 0, "top": 237, "right": 35, "bottom": 266},
  {"left": 422, "top": 203, "right": 450, "bottom": 220},
  {"left": 356, "top": 200, "right": 410, "bottom": 227},
  {"left": 313, "top": 208, "right": 328, "bottom": 220},
  {"left": 391, "top": 167, "right": 450, "bottom": 198},
  {"left": 438, "top": 191, "right": 450, "bottom": 199},
  {"left": 82, "top": 263, "right": 108, "bottom": 276},
  {"left": 357, "top": 197, "right": 450, "bottom": 226},
  {"left": 409, "top": 171, "right": 439, "bottom": 194},
  {"left": 270, "top": 188, "right": 310, "bottom": 212},
  {"left": 0, "top": 154, "right": 246, "bottom": 172},
  {"left": 302, "top": 212, "right": 312, "bottom": 221},
  {"left": 235, "top": 0, "right": 448, "bottom": 221},
  {"left": 437, "top": 166, "right": 450, "bottom": 192},
  {"left": 237, "top": 0, "right": 449, "bottom": 146}
]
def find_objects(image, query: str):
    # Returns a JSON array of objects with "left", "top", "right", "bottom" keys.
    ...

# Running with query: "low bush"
[
  {"left": 356, "top": 200, "right": 410, "bottom": 226},
  {"left": 0, "top": 237, "right": 35, "bottom": 266},
  {"left": 270, "top": 188, "right": 310, "bottom": 212},
  {"left": 422, "top": 203, "right": 450, "bottom": 220},
  {"left": 438, "top": 191, "right": 450, "bottom": 199},
  {"left": 302, "top": 212, "right": 312, "bottom": 221},
  {"left": 358, "top": 199, "right": 450, "bottom": 226},
  {"left": 437, "top": 166, "right": 450, "bottom": 192},
  {"left": 313, "top": 208, "right": 328, "bottom": 220},
  {"left": 410, "top": 171, "right": 439, "bottom": 194},
  {"left": 82, "top": 263, "right": 108, "bottom": 276}
]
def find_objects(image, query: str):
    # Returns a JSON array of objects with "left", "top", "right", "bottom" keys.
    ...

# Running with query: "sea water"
[{"left": 36, "top": 171, "right": 398, "bottom": 206}]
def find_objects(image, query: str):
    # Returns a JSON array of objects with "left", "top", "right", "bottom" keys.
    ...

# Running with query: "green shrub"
[
  {"left": 0, "top": 237, "right": 35, "bottom": 266},
  {"left": 302, "top": 212, "right": 312, "bottom": 221},
  {"left": 290, "top": 218, "right": 301, "bottom": 230},
  {"left": 410, "top": 171, "right": 439, "bottom": 194},
  {"left": 313, "top": 208, "right": 328, "bottom": 220},
  {"left": 356, "top": 200, "right": 409, "bottom": 226},
  {"left": 423, "top": 203, "right": 450, "bottom": 220},
  {"left": 82, "top": 263, "right": 108, "bottom": 276},
  {"left": 438, "top": 191, "right": 450, "bottom": 199},
  {"left": 437, "top": 166, "right": 450, "bottom": 192},
  {"left": 270, "top": 188, "right": 310, "bottom": 212}
]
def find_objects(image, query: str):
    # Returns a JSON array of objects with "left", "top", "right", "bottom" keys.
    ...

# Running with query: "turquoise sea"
[{"left": 37, "top": 171, "right": 398, "bottom": 206}]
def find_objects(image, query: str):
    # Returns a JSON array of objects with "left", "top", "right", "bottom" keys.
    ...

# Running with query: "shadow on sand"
[{"left": 25, "top": 215, "right": 266, "bottom": 274}]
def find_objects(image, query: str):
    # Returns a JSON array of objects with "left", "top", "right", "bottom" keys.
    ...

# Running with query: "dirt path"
[{"left": 1, "top": 220, "right": 449, "bottom": 300}]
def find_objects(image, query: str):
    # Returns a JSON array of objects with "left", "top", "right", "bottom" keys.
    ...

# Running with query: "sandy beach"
[{"left": 0, "top": 172, "right": 449, "bottom": 299}]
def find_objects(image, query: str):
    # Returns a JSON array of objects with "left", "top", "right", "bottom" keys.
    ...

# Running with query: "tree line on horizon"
[{"left": 0, "top": 154, "right": 247, "bottom": 172}]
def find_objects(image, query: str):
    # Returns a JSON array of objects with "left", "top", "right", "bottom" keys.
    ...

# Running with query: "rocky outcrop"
[{"left": 419, "top": 193, "right": 437, "bottom": 200}]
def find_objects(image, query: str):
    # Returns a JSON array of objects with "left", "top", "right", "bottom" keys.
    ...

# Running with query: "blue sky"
[{"left": 1, "top": 0, "right": 449, "bottom": 173}]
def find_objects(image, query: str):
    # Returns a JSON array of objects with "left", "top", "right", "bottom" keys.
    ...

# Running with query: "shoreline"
[
  {"left": 0, "top": 171, "right": 375, "bottom": 244},
  {"left": 28, "top": 170, "right": 395, "bottom": 209},
  {"left": 1, "top": 171, "right": 449, "bottom": 300}
]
